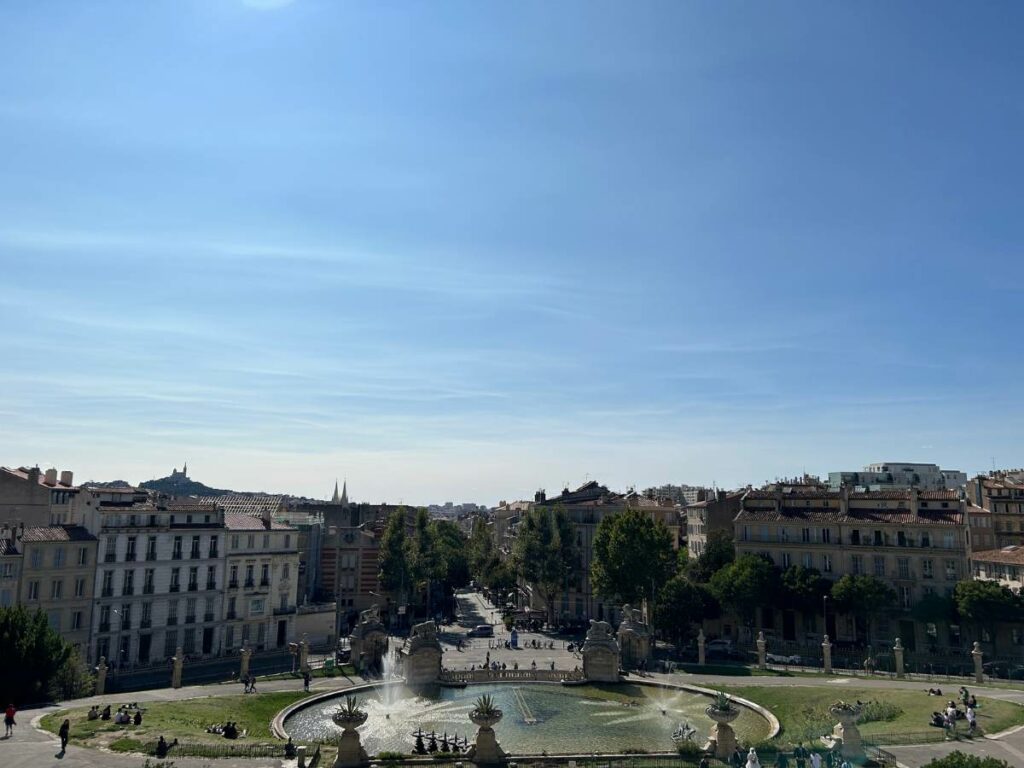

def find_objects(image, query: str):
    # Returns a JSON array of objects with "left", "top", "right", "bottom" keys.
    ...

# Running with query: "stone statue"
[
  {"left": 582, "top": 619, "right": 620, "bottom": 682},
  {"left": 403, "top": 621, "right": 443, "bottom": 685}
]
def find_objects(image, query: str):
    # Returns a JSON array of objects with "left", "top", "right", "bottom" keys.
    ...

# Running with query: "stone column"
[
  {"left": 697, "top": 629, "right": 706, "bottom": 666},
  {"left": 171, "top": 647, "right": 184, "bottom": 689},
  {"left": 299, "top": 633, "right": 310, "bottom": 674},
  {"left": 240, "top": 645, "right": 252, "bottom": 680},
  {"left": 893, "top": 637, "right": 905, "bottom": 678},
  {"left": 972, "top": 641, "right": 984, "bottom": 684},
  {"left": 297, "top": 745, "right": 307, "bottom": 768},
  {"left": 95, "top": 656, "right": 108, "bottom": 696},
  {"left": 822, "top": 634, "right": 833, "bottom": 675},
  {"left": 756, "top": 631, "right": 767, "bottom": 670}
]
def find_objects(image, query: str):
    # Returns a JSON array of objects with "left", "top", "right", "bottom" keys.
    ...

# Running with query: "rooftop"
[
  {"left": 736, "top": 507, "right": 964, "bottom": 527},
  {"left": 21, "top": 525, "right": 97, "bottom": 543},
  {"left": 972, "top": 547, "right": 1024, "bottom": 566},
  {"left": 224, "top": 512, "right": 295, "bottom": 531},
  {"left": 198, "top": 494, "right": 285, "bottom": 516},
  {"left": 2, "top": 466, "right": 76, "bottom": 489}
]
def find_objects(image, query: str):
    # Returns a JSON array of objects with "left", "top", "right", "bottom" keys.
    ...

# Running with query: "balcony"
[
  {"left": 209, "top": 549, "right": 219, "bottom": 559},
  {"left": 99, "top": 622, "right": 110, "bottom": 632},
  {"left": 146, "top": 551, "right": 157, "bottom": 561},
  {"left": 104, "top": 553, "right": 116, "bottom": 563},
  {"left": 101, "top": 587, "right": 114, "bottom": 597},
  {"left": 169, "top": 584, "right": 180, "bottom": 593},
  {"left": 259, "top": 579, "right": 270, "bottom": 587},
  {"left": 172, "top": 551, "right": 183, "bottom": 560},
  {"left": 140, "top": 619, "right": 152, "bottom": 629},
  {"left": 206, "top": 581, "right": 216, "bottom": 591},
  {"left": 226, "top": 610, "right": 237, "bottom": 620},
  {"left": 185, "top": 614, "right": 196, "bottom": 624},
  {"left": 125, "top": 552, "right": 136, "bottom": 562},
  {"left": 273, "top": 606, "right": 297, "bottom": 616},
  {"left": 204, "top": 612, "right": 215, "bottom": 622},
  {"left": 244, "top": 579, "right": 255, "bottom": 589},
  {"left": 187, "top": 583, "right": 198, "bottom": 592},
  {"left": 228, "top": 580, "right": 239, "bottom": 589},
  {"left": 190, "top": 550, "right": 201, "bottom": 560},
  {"left": 167, "top": 616, "right": 178, "bottom": 626},
  {"left": 122, "top": 587, "right": 134, "bottom": 596},
  {"left": 143, "top": 584, "right": 155, "bottom": 595},
  {"left": 121, "top": 620, "right": 131, "bottom": 630}
]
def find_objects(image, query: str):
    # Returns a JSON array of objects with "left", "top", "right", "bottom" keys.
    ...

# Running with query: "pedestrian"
[
  {"left": 699, "top": 756, "right": 710, "bottom": 768},
  {"left": 793, "top": 741, "right": 808, "bottom": 768},
  {"left": 4, "top": 703, "right": 16, "bottom": 737},
  {"left": 58, "top": 718, "right": 70, "bottom": 752},
  {"left": 249, "top": 674, "right": 257, "bottom": 694},
  {"left": 731, "top": 746, "right": 744, "bottom": 768},
  {"left": 809, "top": 751, "right": 821, "bottom": 768},
  {"left": 303, "top": 671, "right": 311, "bottom": 692},
  {"left": 966, "top": 705, "right": 977, "bottom": 735},
  {"left": 774, "top": 751, "right": 789, "bottom": 767}
]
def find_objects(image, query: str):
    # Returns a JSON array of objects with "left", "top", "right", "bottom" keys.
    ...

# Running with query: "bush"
[
  {"left": 858, "top": 699, "right": 903, "bottom": 724},
  {"left": 923, "top": 751, "right": 1011, "bottom": 768},
  {"left": 675, "top": 741, "right": 705, "bottom": 758},
  {"left": 376, "top": 752, "right": 408, "bottom": 761}
]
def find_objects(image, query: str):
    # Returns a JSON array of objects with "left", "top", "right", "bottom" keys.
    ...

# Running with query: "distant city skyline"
[{"left": 2, "top": 2, "right": 1022, "bottom": 502}]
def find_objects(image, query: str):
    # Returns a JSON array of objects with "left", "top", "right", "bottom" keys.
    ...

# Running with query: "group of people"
[
  {"left": 717, "top": 742, "right": 850, "bottom": 768},
  {"left": 241, "top": 674, "right": 258, "bottom": 694},
  {"left": 928, "top": 686, "right": 978, "bottom": 734},
  {"left": 86, "top": 703, "right": 143, "bottom": 725},
  {"left": 205, "top": 721, "right": 244, "bottom": 739}
]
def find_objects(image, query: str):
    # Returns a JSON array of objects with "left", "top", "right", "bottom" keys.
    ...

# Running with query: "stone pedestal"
[
  {"left": 349, "top": 605, "right": 388, "bottom": 674},
  {"left": 822, "top": 635, "right": 833, "bottom": 675},
  {"left": 616, "top": 604, "right": 652, "bottom": 669},
  {"left": 756, "top": 631, "right": 767, "bottom": 671},
  {"left": 704, "top": 705, "right": 739, "bottom": 759},
  {"left": 240, "top": 645, "right": 252, "bottom": 680},
  {"left": 893, "top": 637, "right": 905, "bottom": 678},
  {"left": 697, "top": 629, "right": 706, "bottom": 666},
  {"left": 299, "top": 634, "right": 310, "bottom": 674},
  {"left": 972, "top": 641, "right": 984, "bottom": 684},
  {"left": 96, "top": 657, "right": 108, "bottom": 696},
  {"left": 828, "top": 706, "right": 864, "bottom": 761},
  {"left": 581, "top": 620, "right": 620, "bottom": 682},
  {"left": 467, "top": 710, "right": 507, "bottom": 766},
  {"left": 297, "top": 745, "right": 307, "bottom": 768},
  {"left": 332, "top": 705, "right": 370, "bottom": 768},
  {"left": 171, "top": 646, "right": 184, "bottom": 689},
  {"left": 403, "top": 621, "right": 443, "bottom": 685}
]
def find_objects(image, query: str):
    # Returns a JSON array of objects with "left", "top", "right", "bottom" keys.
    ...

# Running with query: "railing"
[
  {"left": 143, "top": 585, "right": 154, "bottom": 595},
  {"left": 140, "top": 619, "right": 152, "bottom": 629},
  {"left": 99, "top": 622, "right": 110, "bottom": 632},
  {"left": 140, "top": 740, "right": 288, "bottom": 759},
  {"left": 226, "top": 611, "right": 237, "bottom": 620},
  {"left": 229, "top": 580, "right": 239, "bottom": 589},
  {"left": 209, "top": 549, "right": 219, "bottom": 559},
  {"left": 104, "top": 553, "right": 116, "bottom": 563},
  {"left": 204, "top": 612, "right": 215, "bottom": 622},
  {"left": 101, "top": 587, "right": 114, "bottom": 597},
  {"left": 188, "top": 583, "right": 198, "bottom": 592},
  {"left": 260, "top": 579, "right": 270, "bottom": 587},
  {"left": 125, "top": 552, "right": 136, "bottom": 562},
  {"left": 244, "top": 579, "right": 255, "bottom": 588},
  {"left": 206, "top": 581, "right": 217, "bottom": 591},
  {"left": 169, "top": 584, "right": 180, "bottom": 593},
  {"left": 190, "top": 550, "right": 201, "bottom": 559},
  {"left": 172, "top": 552, "right": 183, "bottom": 560},
  {"left": 146, "top": 551, "right": 157, "bottom": 561},
  {"left": 167, "top": 616, "right": 178, "bottom": 626},
  {"left": 122, "top": 586, "right": 134, "bottom": 596},
  {"left": 438, "top": 668, "right": 584, "bottom": 684},
  {"left": 185, "top": 614, "right": 196, "bottom": 624},
  {"left": 274, "top": 606, "right": 297, "bottom": 615}
]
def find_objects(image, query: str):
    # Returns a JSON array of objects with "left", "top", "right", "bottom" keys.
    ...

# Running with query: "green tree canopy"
[
  {"left": 0, "top": 605, "right": 89, "bottom": 705},
  {"left": 923, "top": 751, "right": 1011, "bottom": 768},
  {"left": 684, "top": 529, "right": 735, "bottom": 583},
  {"left": 408, "top": 508, "right": 442, "bottom": 611},
  {"left": 954, "top": 580, "right": 1022, "bottom": 650},
  {"left": 780, "top": 566, "right": 832, "bottom": 614},
  {"left": 912, "top": 592, "right": 958, "bottom": 625},
  {"left": 431, "top": 519, "right": 471, "bottom": 593},
  {"left": 709, "top": 554, "right": 779, "bottom": 627},
  {"left": 591, "top": 507, "right": 676, "bottom": 605},
  {"left": 378, "top": 507, "right": 410, "bottom": 599},
  {"left": 468, "top": 516, "right": 496, "bottom": 582},
  {"left": 656, "top": 575, "right": 719, "bottom": 645},
  {"left": 830, "top": 574, "right": 896, "bottom": 642},
  {"left": 511, "top": 505, "right": 579, "bottom": 624}
]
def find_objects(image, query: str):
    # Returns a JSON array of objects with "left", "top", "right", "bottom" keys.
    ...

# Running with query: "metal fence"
[{"left": 144, "top": 739, "right": 288, "bottom": 758}]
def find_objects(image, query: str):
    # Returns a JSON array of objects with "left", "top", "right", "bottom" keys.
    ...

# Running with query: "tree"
[
  {"left": 408, "top": 508, "right": 441, "bottom": 613},
  {"left": 431, "top": 519, "right": 472, "bottom": 597},
  {"left": 954, "top": 580, "right": 1022, "bottom": 651},
  {"left": 378, "top": 508, "right": 410, "bottom": 603},
  {"left": 709, "top": 554, "right": 779, "bottom": 628},
  {"left": 591, "top": 508, "right": 676, "bottom": 606},
  {"left": 656, "top": 575, "right": 719, "bottom": 647},
  {"left": 468, "top": 516, "right": 496, "bottom": 583},
  {"left": 923, "top": 751, "right": 1011, "bottom": 768},
  {"left": 830, "top": 575, "right": 896, "bottom": 643},
  {"left": 0, "top": 605, "right": 89, "bottom": 705},
  {"left": 511, "top": 505, "right": 579, "bottom": 625},
  {"left": 780, "top": 566, "right": 832, "bottom": 615},
  {"left": 685, "top": 530, "right": 735, "bottom": 583}
]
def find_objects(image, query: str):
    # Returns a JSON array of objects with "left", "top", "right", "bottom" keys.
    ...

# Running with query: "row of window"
[
  {"left": 104, "top": 535, "right": 219, "bottom": 562},
  {"left": 752, "top": 549, "right": 960, "bottom": 580},
  {"left": 26, "top": 576, "right": 89, "bottom": 600},
  {"left": 740, "top": 525, "right": 958, "bottom": 549},
  {"left": 26, "top": 546, "right": 91, "bottom": 569}
]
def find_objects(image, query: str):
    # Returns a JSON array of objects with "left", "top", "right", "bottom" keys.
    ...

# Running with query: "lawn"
[
  {"left": 40, "top": 691, "right": 309, "bottom": 750},
  {"left": 723, "top": 685, "right": 1024, "bottom": 747}
]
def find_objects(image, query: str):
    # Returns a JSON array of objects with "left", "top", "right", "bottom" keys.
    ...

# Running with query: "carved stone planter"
[
  {"left": 467, "top": 709, "right": 507, "bottom": 765},
  {"left": 704, "top": 705, "right": 739, "bottom": 759},
  {"left": 332, "top": 708, "right": 370, "bottom": 768},
  {"left": 827, "top": 705, "right": 863, "bottom": 761}
]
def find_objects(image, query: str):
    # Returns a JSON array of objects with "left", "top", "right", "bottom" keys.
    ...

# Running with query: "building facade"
[
  {"left": 734, "top": 486, "right": 971, "bottom": 649},
  {"left": 685, "top": 490, "right": 743, "bottom": 558},
  {"left": 0, "top": 466, "right": 81, "bottom": 527},
  {"left": 0, "top": 529, "right": 21, "bottom": 607},
  {"left": 828, "top": 462, "right": 967, "bottom": 492},
  {"left": 966, "top": 471, "right": 1024, "bottom": 547}
]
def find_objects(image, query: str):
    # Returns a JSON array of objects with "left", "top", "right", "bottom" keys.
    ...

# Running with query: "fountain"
[
  {"left": 581, "top": 619, "right": 620, "bottom": 682},
  {"left": 401, "top": 620, "right": 443, "bottom": 686},
  {"left": 349, "top": 606, "right": 388, "bottom": 675},
  {"left": 617, "top": 604, "right": 652, "bottom": 669},
  {"left": 704, "top": 691, "right": 740, "bottom": 759},
  {"left": 822, "top": 700, "right": 863, "bottom": 762},
  {"left": 331, "top": 696, "right": 370, "bottom": 768}
]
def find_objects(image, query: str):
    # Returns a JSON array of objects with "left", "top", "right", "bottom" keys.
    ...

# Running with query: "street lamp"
[{"left": 823, "top": 595, "right": 829, "bottom": 637}]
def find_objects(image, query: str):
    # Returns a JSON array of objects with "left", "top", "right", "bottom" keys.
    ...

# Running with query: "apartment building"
[
  {"left": 829, "top": 462, "right": 967, "bottom": 491},
  {"left": 0, "top": 466, "right": 81, "bottom": 526},
  {"left": 18, "top": 525, "right": 97, "bottom": 657},
  {"left": 0, "top": 531, "right": 20, "bottom": 607},
  {"left": 972, "top": 547, "right": 1024, "bottom": 593},
  {"left": 222, "top": 512, "right": 299, "bottom": 653},
  {"left": 685, "top": 490, "right": 743, "bottom": 558},
  {"left": 966, "top": 471, "right": 1024, "bottom": 546},
  {"left": 88, "top": 500, "right": 226, "bottom": 667},
  {"left": 735, "top": 486, "right": 970, "bottom": 649}
]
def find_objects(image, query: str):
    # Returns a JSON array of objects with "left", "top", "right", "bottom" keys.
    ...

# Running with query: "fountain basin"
[{"left": 277, "top": 681, "right": 777, "bottom": 756}]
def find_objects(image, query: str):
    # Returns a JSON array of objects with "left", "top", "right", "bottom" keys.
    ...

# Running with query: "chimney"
[
  {"left": 535, "top": 489, "right": 546, "bottom": 504},
  {"left": 909, "top": 487, "right": 919, "bottom": 517},
  {"left": 27, "top": 466, "right": 41, "bottom": 485},
  {"left": 44, "top": 468, "right": 58, "bottom": 485},
  {"left": 261, "top": 507, "right": 272, "bottom": 530},
  {"left": 60, "top": 470, "right": 73, "bottom": 486}
]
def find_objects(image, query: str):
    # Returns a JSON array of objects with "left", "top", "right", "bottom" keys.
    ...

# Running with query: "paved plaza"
[{"left": 4, "top": 592, "right": 1024, "bottom": 768}]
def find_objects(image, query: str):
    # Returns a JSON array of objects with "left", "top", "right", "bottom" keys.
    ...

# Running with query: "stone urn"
[
  {"left": 704, "top": 692, "right": 739, "bottom": 759},
  {"left": 466, "top": 695, "right": 507, "bottom": 765},
  {"left": 332, "top": 696, "right": 370, "bottom": 768},
  {"left": 827, "top": 702, "right": 863, "bottom": 761}
]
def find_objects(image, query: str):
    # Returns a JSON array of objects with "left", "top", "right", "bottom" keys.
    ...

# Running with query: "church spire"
[
  {"left": 340, "top": 479, "right": 349, "bottom": 506},
  {"left": 331, "top": 480, "right": 341, "bottom": 503}
]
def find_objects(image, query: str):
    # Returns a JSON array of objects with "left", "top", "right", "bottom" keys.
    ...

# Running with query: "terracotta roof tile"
[
  {"left": 20, "top": 525, "right": 96, "bottom": 542},
  {"left": 972, "top": 547, "right": 1024, "bottom": 566},
  {"left": 224, "top": 512, "right": 294, "bottom": 531}
]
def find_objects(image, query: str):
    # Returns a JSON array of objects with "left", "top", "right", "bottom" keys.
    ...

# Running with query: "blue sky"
[{"left": 1, "top": 1, "right": 1022, "bottom": 503}]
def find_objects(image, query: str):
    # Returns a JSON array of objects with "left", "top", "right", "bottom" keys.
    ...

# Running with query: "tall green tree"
[
  {"left": 684, "top": 530, "right": 735, "bottom": 583},
  {"left": 780, "top": 566, "right": 832, "bottom": 615},
  {"left": 431, "top": 519, "right": 472, "bottom": 594},
  {"left": 0, "top": 605, "right": 89, "bottom": 705},
  {"left": 591, "top": 507, "right": 676, "bottom": 605},
  {"left": 954, "top": 580, "right": 1022, "bottom": 651},
  {"left": 830, "top": 574, "right": 896, "bottom": 643},
  {"left": 468, "top": 516, "right": 496, "bottom": 583},
  {"left": 407, "top": 508, "right": 441, "bottom": 612},
  {"left": 378, "top": 507, "right": 410, "bottom": 602},
  {"left": 709, "top": 554, "right": 779, "bottom": 628},
  {"left": 656, "top": 575, "right": 719, "bottom": 647},
  {"left": 511, "top": 505, "right": 579, "bottom": 625}
]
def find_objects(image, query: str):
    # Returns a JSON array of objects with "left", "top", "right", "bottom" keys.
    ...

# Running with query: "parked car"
[
  {"left": 468, "top": 624, "right": 494, "bottom": 638},
  {"left": 705, "top": 638, "right": 734, "bottom": 651},
  {"left": 983, "top": 661, "right": 1024, "bottom": 680},
  {"left": 766, "top": 652, "right": 802, "bottom": 665}
]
